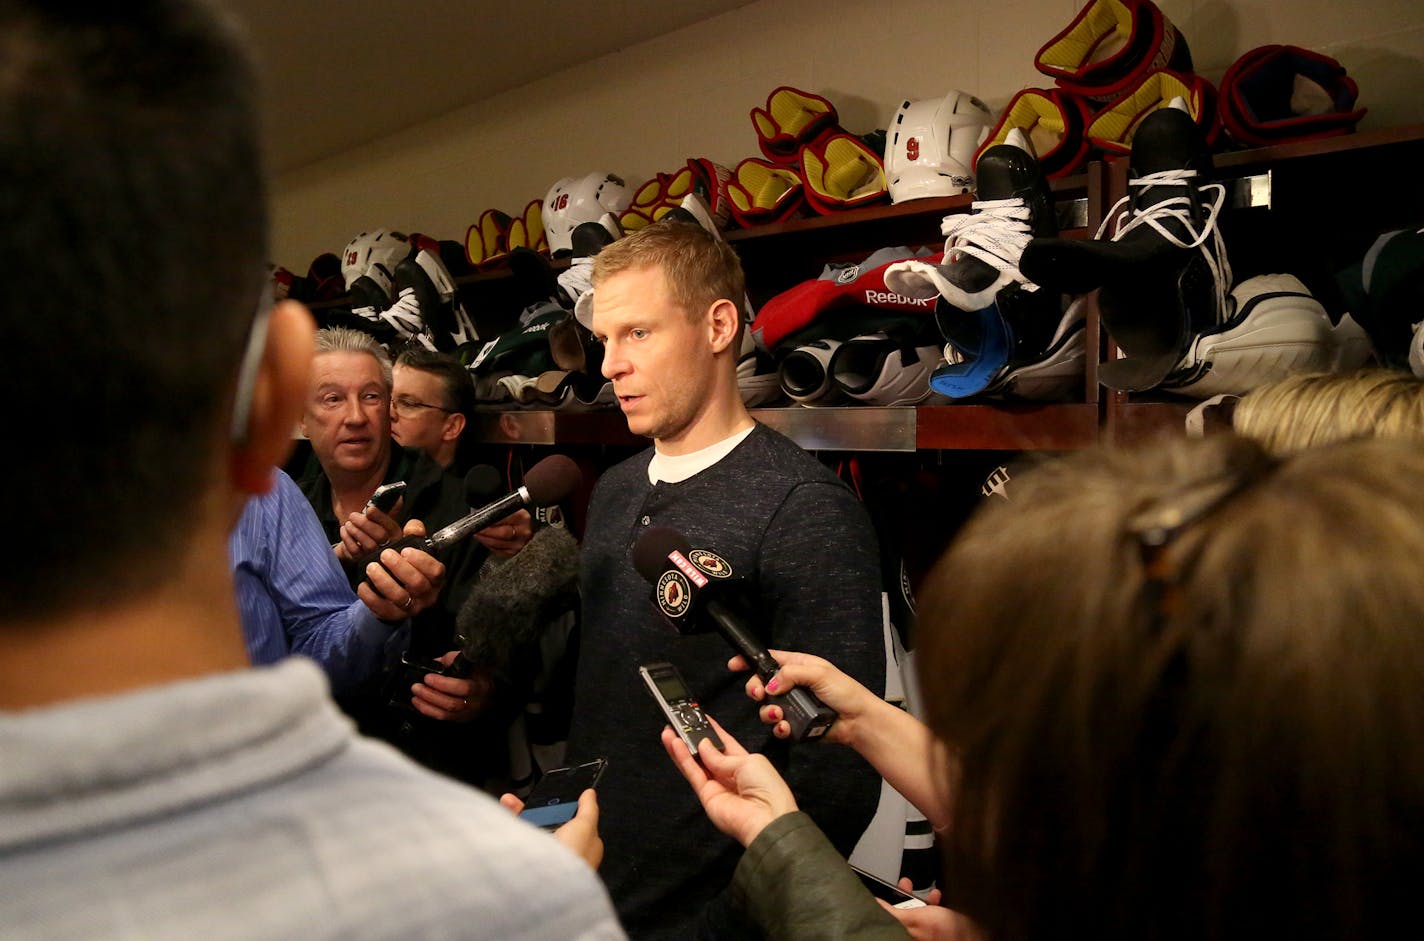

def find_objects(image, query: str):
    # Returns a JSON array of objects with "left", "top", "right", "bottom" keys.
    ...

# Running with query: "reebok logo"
[{"left": 865, "top": 288, "right": 935, "bottom": 309}]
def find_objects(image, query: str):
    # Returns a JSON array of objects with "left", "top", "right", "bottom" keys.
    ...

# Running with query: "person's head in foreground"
[
  {"left": 917, "top": 433, "right": 1424, "bottom": 940},
  {"left": 3, "top": 0, "right": 314, "bottom": 659}
]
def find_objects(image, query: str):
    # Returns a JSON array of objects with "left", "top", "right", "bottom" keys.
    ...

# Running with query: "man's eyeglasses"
[{"left": 391, "top": 395, "right": 455, "bottom": 420}]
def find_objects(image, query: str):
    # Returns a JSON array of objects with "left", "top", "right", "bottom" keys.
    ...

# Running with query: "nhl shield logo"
[
  {"left": 656, "top": 570, "right": 692, "bottom": 618},
  {"left": 688, "top": 549, "right": 732, "bottom": 579}
]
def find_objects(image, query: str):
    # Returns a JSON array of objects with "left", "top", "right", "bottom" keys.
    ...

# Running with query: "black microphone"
[
  {"left": 353, "top": 453, "right": 582, "bottom": 576},
  {"left": 632, "top": 526, "right": 837, "bottom": 743}
]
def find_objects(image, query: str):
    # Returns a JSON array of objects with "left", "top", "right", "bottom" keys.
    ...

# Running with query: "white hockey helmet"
[
  {"left": 884, "top": 90, "right": 995, "bottom": 203},
  {"left": 542, "top": 172, "right": 633, "bottom": 257},
  {"left": 340, "top": 229, "right": 410, "bottom": 290}
]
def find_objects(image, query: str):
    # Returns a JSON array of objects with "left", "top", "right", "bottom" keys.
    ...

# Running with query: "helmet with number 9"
[{"left": 884, "top": 91, "right": 995, "bottom": 203}]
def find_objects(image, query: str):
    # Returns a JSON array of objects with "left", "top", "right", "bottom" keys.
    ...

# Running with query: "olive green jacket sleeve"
[{"left": 729, "top": 811, "right": 911, "bottom": 941}]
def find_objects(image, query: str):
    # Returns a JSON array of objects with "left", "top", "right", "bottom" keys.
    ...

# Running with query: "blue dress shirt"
[{"left": 229, "top": 469, "right": 402, "bottom": 695}]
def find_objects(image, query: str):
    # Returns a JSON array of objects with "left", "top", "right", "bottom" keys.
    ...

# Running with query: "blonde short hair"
[
  {"left": 1232, "top": 369, "right": 1424, "bottom": 454},
  {"left": 591, "top": 220, "right": 745, "bottom": 324}
]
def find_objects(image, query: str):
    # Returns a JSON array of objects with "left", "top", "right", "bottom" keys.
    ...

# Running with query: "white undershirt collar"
[{"left": 648, "top": 425, "right": 756, "bottom": 484}]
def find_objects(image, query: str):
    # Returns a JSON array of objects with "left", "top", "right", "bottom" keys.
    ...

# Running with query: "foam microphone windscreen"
[
  {"left": 455, "top": 524, "right": 581, "bottom": 685},
  {"left": 521, "top": 453, "right": 582, "bottom": 506}
]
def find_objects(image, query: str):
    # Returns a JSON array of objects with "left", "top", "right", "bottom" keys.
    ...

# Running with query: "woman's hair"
[
  {"left": 1232, "top": 368, "right": 1424, "bottom": 454},
  {"left": 917, "top": 434, "right": 1424, "bottom": 941}
]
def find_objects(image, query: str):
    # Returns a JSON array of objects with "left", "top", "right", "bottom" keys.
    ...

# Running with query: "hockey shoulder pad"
[
  {"left": 977, "top": 87, "right": 1093, "bottom": 179},
  {"left": 505, "top": 199, "right": 546, "bottom": 256},
  {"left": 685, "top": 157, "right": 735, "bottom": 230},
  {"left": 753, "top": 86, "right": 842, "bottom": 165},
  {"left": 799, "top": 133, "right": 890, "bottom": 215},
  {"left": 1219, "top": 44, "right": 1366, "bottom": 147},
  {"left": 1087, "top": 68, "right": 1220, "bottom": 155},
  {"left": 1035, "top": 0, "right": 1192, "bottom": 101},
  {"left": 464, "top": 208, "right": 512, "bottom": 268},
  {"left": 727, "top": 157, "right": 805, "bottom": 228}
]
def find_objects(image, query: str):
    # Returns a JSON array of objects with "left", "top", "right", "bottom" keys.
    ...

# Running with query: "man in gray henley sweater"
[{"left": 568, "top": 220, "right": 886, "bottom": 940}]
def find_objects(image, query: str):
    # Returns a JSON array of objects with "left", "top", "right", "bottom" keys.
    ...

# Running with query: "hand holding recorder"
[
  {"left": 659, "top": 717, "right": 799, "bottom": 850},
  {"left": 640, "top": 661, "right": 724, "bottom": 756},
  {"left": 332, "top": 480, "right": 406, "bottom": 561},
  {"left": 353, "top": 516, "right": 446, "bottom": 622}
]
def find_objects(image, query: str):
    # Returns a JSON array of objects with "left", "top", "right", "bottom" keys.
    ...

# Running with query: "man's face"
[
  {"left": 591, "top": 265, "right": 719, "bottom": 449},
  {"left": 390, "top": 364, "right": 456, "bottom": 459},
  {"left": 301, "top": 351, "right": 391, "bottom": 477}
]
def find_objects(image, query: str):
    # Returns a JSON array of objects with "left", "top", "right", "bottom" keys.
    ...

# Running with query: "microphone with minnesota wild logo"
[{"left": 632, "top": 525, "right": 838, "bottom": 743}]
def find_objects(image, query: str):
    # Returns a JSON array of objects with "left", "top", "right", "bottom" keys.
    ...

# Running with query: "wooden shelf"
[
  {"left": 917, "top": 403, "right": 1099, "bottom": 450},
  {"left": 1211, "top": 122, "right": 1424, "bottom": 175},
  {"left": 1104, "top": 398, "right": 1194, "bottom": 445},
  {"left": 466, "top": 402, "right": 1098, "bottom": 452}
]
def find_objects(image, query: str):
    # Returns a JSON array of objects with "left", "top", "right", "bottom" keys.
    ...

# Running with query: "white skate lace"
[
  {"left": 940, "top": 197, "right": 1039, "bottom": 291},
  {"left": 379, "top": 288, "right": 424, "bottom": 338},
  {"left": 557, "top": 258, "right": 593, "bottom": 303},
  {"left": 1100, "top": 169, "right": 1233, "bottom": 322}
]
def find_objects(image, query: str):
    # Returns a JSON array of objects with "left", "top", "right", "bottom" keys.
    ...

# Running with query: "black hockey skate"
[{"left": 1019, "top": 100, "right": 1232, "bottom": 391}]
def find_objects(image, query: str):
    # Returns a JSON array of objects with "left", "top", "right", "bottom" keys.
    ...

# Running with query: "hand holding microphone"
[
  {"left": 356, "top": 516, "right": 447, "bottom": 621},
  {"left": 632, "top": 527, "right": 837, "bottom": 743},
  {"left": 350, "top": 454, "right": 582, "bottom": 581}
]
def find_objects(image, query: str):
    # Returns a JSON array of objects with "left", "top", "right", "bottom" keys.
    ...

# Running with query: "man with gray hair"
[{"left": 297, "top": 326, "right": 536, "bottom": 785}]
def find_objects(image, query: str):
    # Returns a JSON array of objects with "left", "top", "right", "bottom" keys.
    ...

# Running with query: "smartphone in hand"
[
  {"left": 851, "top": 865, "right": 928, "bottom": 910},
  {"left": 366, "top": 480, "right": 407, "bottom": 514},
  {"left": 518, "top": 758, "right": 608, "bottom": 830}
]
